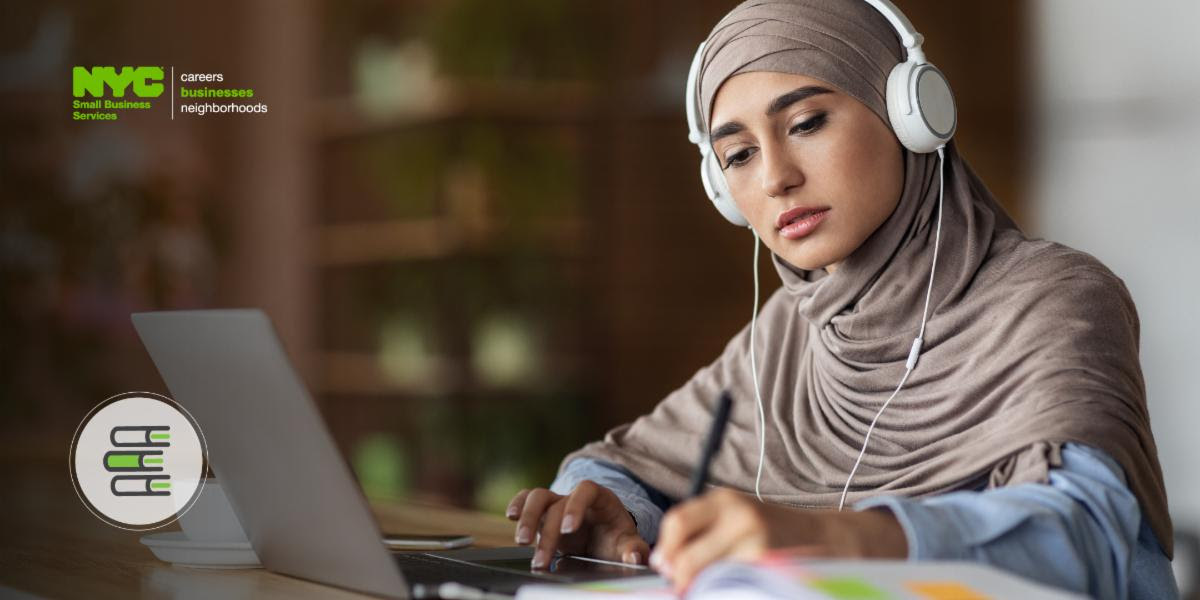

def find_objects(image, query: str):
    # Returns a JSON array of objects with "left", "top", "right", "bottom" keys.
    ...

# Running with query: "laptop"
[{"left": 132, "top": 309, "right": 648, "bottom": 599}]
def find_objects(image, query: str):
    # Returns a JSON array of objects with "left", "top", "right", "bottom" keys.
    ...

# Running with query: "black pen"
[{"left": 687, "top": 390, "right": 733, "bottom": 498}]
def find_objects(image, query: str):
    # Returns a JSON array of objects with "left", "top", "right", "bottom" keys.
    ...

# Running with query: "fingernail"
[
  {"left": 506, "top": 507, "right": 517, "bottom": 519},
  {"left": 560, "top": 515, "right": 576, "bottom": 533},
  {"left": 649, "top": 553, "right": 671, "bottom": 576},
  {"left": 531, "top": 550, "right": 547, "bottom": 569},
  {"left": 627, "top": 552, "right": 641, "bottom": 565},
  {"left": 516, "top": 527, "right": 531, "bottom": 544}
]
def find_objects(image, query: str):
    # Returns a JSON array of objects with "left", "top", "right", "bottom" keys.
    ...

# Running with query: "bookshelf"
[{"left": 309, "top": 1, "right": 614, "bottom": 510}]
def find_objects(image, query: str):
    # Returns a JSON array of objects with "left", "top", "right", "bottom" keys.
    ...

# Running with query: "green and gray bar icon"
[
  {"left": 110, "top": 475, "right": 172, "bottom": 496},
  {"left": 110, "top": 425, "right": 171, "bottom": 447},
  {"left": 103, "top": 449, "right": 164, "bottom": 471},
  {"left": 106, "top": 426, "right": 171, "bottom": 496}
]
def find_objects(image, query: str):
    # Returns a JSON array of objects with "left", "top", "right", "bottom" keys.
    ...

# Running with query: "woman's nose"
[{"left": 760, "top": 145, "right": 804, "bottom": 198}]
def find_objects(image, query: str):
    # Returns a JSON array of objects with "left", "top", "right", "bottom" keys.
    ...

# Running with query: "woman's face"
[{"left": 709, "top": 71, "right": 904, "bottom": 272}]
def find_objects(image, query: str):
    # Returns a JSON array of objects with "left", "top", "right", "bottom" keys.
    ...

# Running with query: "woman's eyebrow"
[
  {"left": 710, "top": 122, "right": 745, "bottom": 144},
  {"left": 766, "top": 85, "right": 833, "bottom": 116},
  {"left": 710, "top": 85, "right": 833, "bottom": 144}
]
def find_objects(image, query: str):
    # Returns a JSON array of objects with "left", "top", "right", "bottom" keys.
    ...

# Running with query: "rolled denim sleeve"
[
  {"left": 550, "top": 458, "right": 672, "bottom": 545},
  {"left": 855, "top": 443, "right": 1178, "bottom": 600}
]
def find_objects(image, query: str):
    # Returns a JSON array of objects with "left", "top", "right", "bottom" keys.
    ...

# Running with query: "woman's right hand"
[{"left": 506, "top": 480, "right": 649, "bottom": 570}]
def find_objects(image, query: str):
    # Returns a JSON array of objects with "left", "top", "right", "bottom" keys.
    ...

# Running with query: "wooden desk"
[{"left": 0, "top": 458, "right": 518, "bottom": 599}]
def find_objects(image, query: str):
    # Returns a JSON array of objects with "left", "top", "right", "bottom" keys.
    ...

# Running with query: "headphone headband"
[{"left": 861, "top": 0, "right": 924, "bottom": 59}]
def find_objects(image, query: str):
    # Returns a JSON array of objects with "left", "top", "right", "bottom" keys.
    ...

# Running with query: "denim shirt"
[{"left": 549, "top": 443, "right": 1178, "bottom": 600}]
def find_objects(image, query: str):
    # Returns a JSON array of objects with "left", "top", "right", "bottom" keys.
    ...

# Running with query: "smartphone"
[{"left": 382, "top": 533, "right": 475, "bottom": 550}]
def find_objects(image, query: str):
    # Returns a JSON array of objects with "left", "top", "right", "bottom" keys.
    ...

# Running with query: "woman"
[{"left": 506, "top": 1, "right": 1177, "bottom": 598}]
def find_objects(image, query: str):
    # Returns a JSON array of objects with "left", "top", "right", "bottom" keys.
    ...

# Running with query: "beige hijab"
[{"left": 563, "top": 0, "right": 1173, "bottom": 556}]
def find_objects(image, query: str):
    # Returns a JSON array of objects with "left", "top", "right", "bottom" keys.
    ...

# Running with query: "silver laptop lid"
[{"left": 133, "top": 309, "right": 408, "bottom": 598}]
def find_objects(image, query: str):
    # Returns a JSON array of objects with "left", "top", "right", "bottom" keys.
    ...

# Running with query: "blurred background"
[{"left": 0, "top": 0, "right": 1196, "bottom": 588}]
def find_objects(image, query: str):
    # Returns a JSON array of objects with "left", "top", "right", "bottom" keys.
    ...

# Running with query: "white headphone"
[
  {"left": 684, "top": 0, "right": 957, "bottom": 227},
  {"left": 684, "top": 0, "right": 955, "bottom": 507}
]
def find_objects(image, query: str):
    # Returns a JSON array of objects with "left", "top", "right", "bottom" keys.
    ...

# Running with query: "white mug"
[{"left": 179, "top": 478, "right": 249, "bottom": 543}]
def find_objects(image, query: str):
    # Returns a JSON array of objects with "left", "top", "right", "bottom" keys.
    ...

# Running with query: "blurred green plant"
[
  {"left": 353, "top": 432, "right": 412, "bottom": 500},
  {"left": 471, "top": 312, "right": 540, "bottom": 388},
  {"left": 378, "top": 312, "right": 438, "bottom": 389}
]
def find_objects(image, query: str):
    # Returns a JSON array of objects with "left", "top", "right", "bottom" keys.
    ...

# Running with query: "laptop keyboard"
[{"left": 394, "top": 552, "right": 553, "bottom": 596}]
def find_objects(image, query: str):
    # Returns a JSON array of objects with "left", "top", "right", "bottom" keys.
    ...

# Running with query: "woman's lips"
[{"left": 777, "top": 207, "right": 830, "bottom": 240}]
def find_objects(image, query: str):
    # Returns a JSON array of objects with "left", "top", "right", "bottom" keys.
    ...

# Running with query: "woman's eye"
[
  {"left": 720, "top": 113, "right": 826, "bottom": 170},
  {"left": 789, "top": 112, "right": 828, "bottom": 136},
  {"left": 722, "top": 148, "right": 756, "bottom": 170}
]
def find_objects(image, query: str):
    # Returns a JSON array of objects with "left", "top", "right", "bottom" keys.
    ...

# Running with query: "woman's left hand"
[{"left": 648, "top": 488, "right": 908, "bottom": 593}]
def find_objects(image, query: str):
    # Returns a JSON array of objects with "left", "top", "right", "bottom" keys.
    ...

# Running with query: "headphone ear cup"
[
  {"left": 700, "top": 151, "right": 749, "bottom": 227},
  {"left": 687, "top": 40, "right": 750, "bottom": 228},
  {"left": 886, "top": 61, "right": 957, "bottom": 154}
]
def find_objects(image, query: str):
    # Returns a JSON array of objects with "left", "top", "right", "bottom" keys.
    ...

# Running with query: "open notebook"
[{"left": 515, "top": 558, "right": 1085, "bottom": 599}]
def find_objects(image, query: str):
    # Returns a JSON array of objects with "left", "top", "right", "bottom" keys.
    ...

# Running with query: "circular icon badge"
[{"left": 69, "top": 392, "right": 207, "bottom": 530}]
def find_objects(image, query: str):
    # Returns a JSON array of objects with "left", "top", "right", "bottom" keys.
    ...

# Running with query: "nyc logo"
[{"left": 73, "top": 66, "right": 164, "bottom": 98}]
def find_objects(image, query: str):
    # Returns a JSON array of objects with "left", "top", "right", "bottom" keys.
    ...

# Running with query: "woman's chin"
[{"left": 774, "top": 246, "right": 841, "bottom": 273}]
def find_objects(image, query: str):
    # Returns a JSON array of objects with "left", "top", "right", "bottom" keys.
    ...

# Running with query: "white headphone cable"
[
  {"left": 749, "top": 229, "right": 767, "bottom": 502},
  {"left": 837, "top": 145, "right": 946, "bottom": 511}
]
